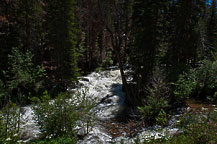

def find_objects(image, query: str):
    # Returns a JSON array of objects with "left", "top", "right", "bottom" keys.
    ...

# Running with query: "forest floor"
[
  {"left": 186, "top": 99, "right": 216, "bottom": 113},
  {"left": 100, "top": 99, "right": 217, "bottom": 143}
]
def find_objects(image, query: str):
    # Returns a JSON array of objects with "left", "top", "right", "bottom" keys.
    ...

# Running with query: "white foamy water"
[
  {"left": 20, "top": 68, "right": 126, "bottom": 142},
  {"left": 19, "top": 67, "right": 180, "bottom": 143},
  {"left": 20, "top": 106, "right": 41, "bottom": 143},
  {"left": 78, "top": 69, "right": 126, "bottom": 119}
]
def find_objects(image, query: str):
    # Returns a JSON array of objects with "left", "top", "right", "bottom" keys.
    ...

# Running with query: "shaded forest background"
[
  {"left": 0, "top": 0, "right": 217, "bottom": 143},
  {"left": 0, "top": 0, "right": 217, "bottom": 110}
]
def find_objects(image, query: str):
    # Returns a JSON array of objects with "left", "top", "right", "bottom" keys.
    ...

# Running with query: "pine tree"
[
  {"left": 0, "top": 0, "right": 19, "bottom": 78},
  {"left": 45, "top": 0, "right": 79, "bottom": 83},
  {"left": 207, "top": 0, "right": 217, "bottom": 57},
  {"left": 15, "top": 0, "right": 46, "bottom": 66},
  {"left": 130, "top": 0, "right": 170, "bottom": 105},
  {"left": 0, "top": 0, "right": 45, "bottom": 70},
  {"left": 165, "top": 0, "right": 202, "bottom": 80}
]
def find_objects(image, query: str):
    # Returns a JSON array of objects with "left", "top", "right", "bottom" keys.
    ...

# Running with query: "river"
[{"left": 20, "top": 67, "right": 180, "bottom": 143}]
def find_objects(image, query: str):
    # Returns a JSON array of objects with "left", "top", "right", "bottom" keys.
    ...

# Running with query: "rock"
[
  {"left": 81, "top": 77, "right": 90, "bottom": 82},
  {"left": 201, "top": 107, "right": 208, "bottom": 111}
]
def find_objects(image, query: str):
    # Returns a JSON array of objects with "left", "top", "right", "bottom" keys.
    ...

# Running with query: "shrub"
[
  {"left": 102, "top": 51, "right": 113, "bottom": 67},
  {"left": 0, "top": 102, "right": 21, "bottom": 144},
  {"left": 178, "top": 111, "right": 217, "bottom": 144},
  {"left": 0, "top": 115, "right": 7, "bottom": 143},
  {"left": 177, "top": 112, "right": 200, "bottom": 129},
  {"left": 195, "top": 60, "right": 217, "bottom": 101},
  {"left": 33, "top": 90, "right": 96, "bottom": 139},
  {"left": 138, "top": 67, "right": 170, "bottom": 125},
  {"left": 95, "top": 67, "right": 103, "bottom": 73},
  {"left": 171, "top": 71, "right": 197, "bottom": 104},
  {"left": 7, "top": 47, "right": 45, "bottom": 104},
  {"left": 0, "top": 79, "right": 7, "bottom": 108},
  {"left": 31, "top": 135, "right": 77, "bottom": 144},
  {"left": 173, "top": 60, "right": 217, "bottom": 103},
  {"left": 142, "top": 111, "right": 217, "bottom": 144},
  {"left": 138, "top": 96, "right": 169, "bottom": 125},
  {"left": 155, "top": 110, "right": 169, "bottom": 126}
]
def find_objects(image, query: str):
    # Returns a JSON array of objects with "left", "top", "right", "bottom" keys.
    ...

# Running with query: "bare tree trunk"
[
  {"left": 97, "top": 0, "right": 133, "bottom": 105},
  {"left": 6, "top": 91, "right": 11, "bottom": 133},
  {"left": 17, "top": 88, "right": 22, "bottom": 133}
]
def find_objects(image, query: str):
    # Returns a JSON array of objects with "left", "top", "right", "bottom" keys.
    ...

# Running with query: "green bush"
[
  {"left": 177, "top": 112, "right": 200, "bottom": 129},
  {"left": 175, "top": 111, "right": 217, "bottom": 144},
  {"left": 102, "top": 51, "right": 113, "bottom": 67},
  {"left": 0, "top": 114, "right": 7, "bottom": 143},
  {"left": 173, "top": 60, "right": 217, "bottom": 103},
  {"left": 0, "top": 79, "right": 7, "bottom": 107},
  {"left": 155, "top": 110, "right": 169, "bottom": 126},
  {"left": 172, "top": 71, "right": 197, "bottom": 104},
  {"left": 0, "top": 102, "right": 21, "bottom": 144},
  {"left": 95, "top": 67, "right": 103, "bottom": 73},
  {"left": 31, "top": 135, "right": 77, "bottom": 144},
  {"left": 138, "top": 96, "right": 169, "bottom": 126},
  {"left": 33, "top": 90, "right": 96, "bottom": 139},
  {"left": 138, "top": 67, "right": 170, "bottom": 125},
  {"left": 142, "top": 111, "right": 217, "bottom": 144},
  {"left": 7, "top": 47, "right": 45, "bottom": 104}
]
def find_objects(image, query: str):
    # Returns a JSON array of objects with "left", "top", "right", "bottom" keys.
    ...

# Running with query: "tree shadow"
[
  {"left": 110, "top": 84, "right": 140, "bottom": 122},
  {"left": 110, "top": 84, "right": 125, "bottom": 101},
  {"left": 98, "top": 83, "right": 125, "bottom": 104}
]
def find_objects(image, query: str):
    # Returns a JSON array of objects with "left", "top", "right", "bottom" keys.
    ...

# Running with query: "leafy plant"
[
  {"left": 0, "top": 114, "right": 7, "bottom": 143},
  {"left": 156, "top": 110, "right": 169, "bottom": 126},
  {"left": 179, "top": 111, "right": 217, "bottom": 144},
  {"left": 142, "top": 111, "right": 217, "bottom": 144},
  {"left": 95, "top": 67, "right": 103, "bottom": 73},
  {"left": 7, "top": 47, "right": 45, "bottom": 88},
  {"left": 33, "top": 90, "right": 96, "bottom": 139},
  {"left": 0, "top": 79, "right": 8, "bottom": 108},
  {"left": 102, "top": 51, "right": 113, "bottom": 67},
  {"left": 0, "top": 102, "right": 21, "bottom": 144},
  {"left": 31, "top": 135, "right": 77, "bottom": 144},
  {"left": 171, "top": 71, "right": 197, "bottom": 104},
  {"left": 7, "top": 47, "right": 45, "bottom": 104},
  {"left": 173, "top": 60, "right": 217, "bottom": 103},
  {"left": 138, "top": 67, "right": 170, "bottom": 125},
  {"left": 177, "top": 112, "right": 200, "bottom": 129}
]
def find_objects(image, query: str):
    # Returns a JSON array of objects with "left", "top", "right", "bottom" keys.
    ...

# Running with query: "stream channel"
[{"left": 20, "top": 67, "right": 180, "bottom": 143}]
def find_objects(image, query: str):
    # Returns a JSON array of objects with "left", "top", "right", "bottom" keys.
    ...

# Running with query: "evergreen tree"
[
  {"left": 0, "top": 0, "right": 19, "bottom": 79},
  {"left": 0, "top": 0, "right": 45, "bottom": 79},
  {"left": 207, "top": 0, "right": 217, "bottom": 58},
  {"left": 15, "top": 0, "right": 43, "bottom": 50},
  {"left": 15, "top": 0, "right": 45, "bottom": 65},
  {"left": 165, "top": 0, "right": 202, "bottom": 80},
  {"left": 130, "top": 0, "right": 170, "bottom": 105},
  {"left": 45, "top": 0, "right": 79, "bottom": 83}
]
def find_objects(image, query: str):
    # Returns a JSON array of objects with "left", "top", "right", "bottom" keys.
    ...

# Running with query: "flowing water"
[{"left": 20, "top": 67, "right": 180, "bottom": 143}]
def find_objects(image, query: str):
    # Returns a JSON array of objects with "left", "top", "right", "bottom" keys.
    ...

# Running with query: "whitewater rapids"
[{"left": 20, "top": 67, "right": 179, "bottom": 143}]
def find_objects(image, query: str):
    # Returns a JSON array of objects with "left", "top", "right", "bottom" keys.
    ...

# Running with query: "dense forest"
[{"left": 0, "top": 0, "right": 217, "bottom": 143}]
